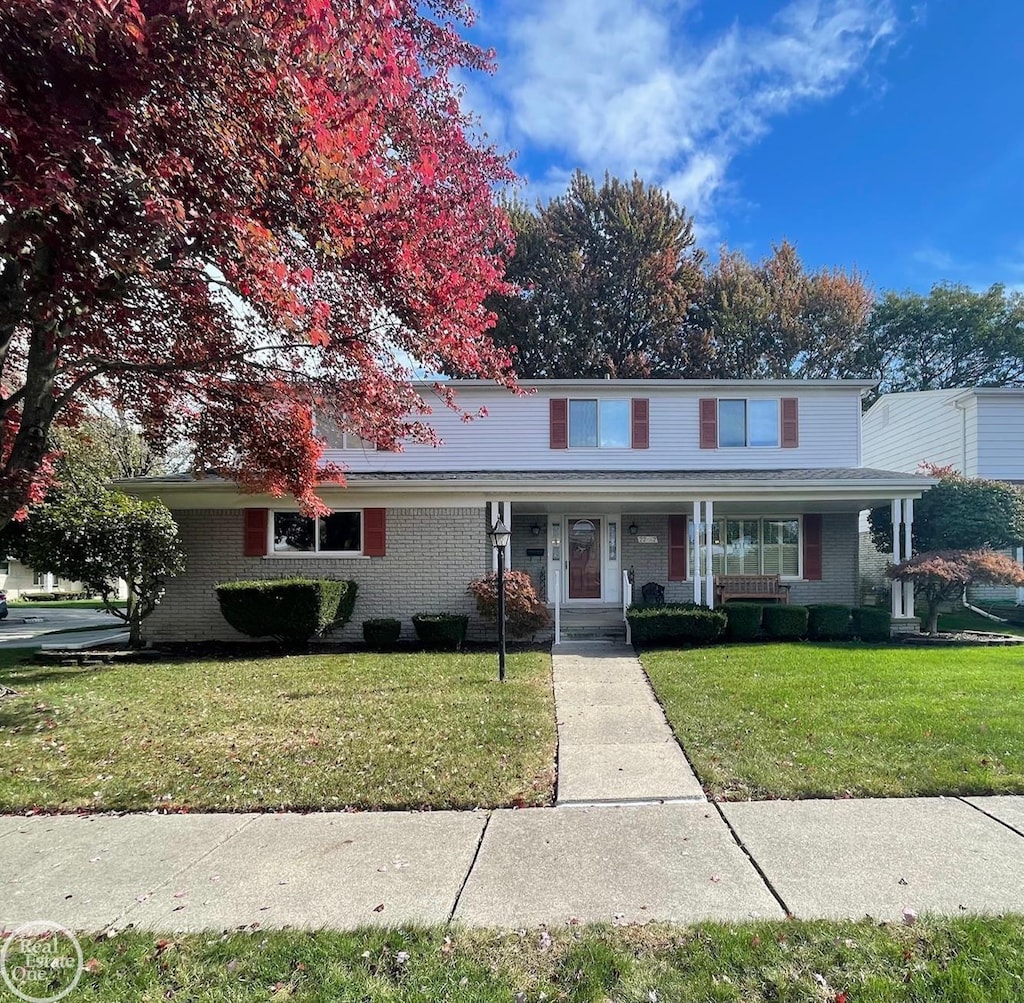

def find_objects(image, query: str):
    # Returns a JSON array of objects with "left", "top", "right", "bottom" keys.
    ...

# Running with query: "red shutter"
[
  {"left": 550, "top": 398, "right": 568, "bottom": 449},
  {"left": 668, "top": 515, "right": 688, "bottom": 581},
  {"left": 243, "top": 508, "right": 268, "bottom": 557},
  {"left": 699, "top": 398, "right": 717, "bottom": 449},
  {"left": 803, "top": 514, "right": 823, "bottom": 581},
  {"left": 631, "top": 398, "right": 650, "bottom": 449},
  {"left": 363, "top": 508, "right": 386, "bottom": 557},
  {"left": 781, "top": 397, "right": 799, "bottom": 448}
]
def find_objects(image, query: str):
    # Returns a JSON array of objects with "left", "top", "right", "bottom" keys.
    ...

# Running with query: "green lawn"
[
  {"left": 938, "top": 608, "right": 1024, "bottom": 636},
  {"left": 643, "top": 642, "right": 1024, "bottom": 800},
  {"left": 32, "top": 919, "right": 1024, "bottom": 1002},
  {"left": 0, "top": 650, "right": 555, "bottom": 812}
]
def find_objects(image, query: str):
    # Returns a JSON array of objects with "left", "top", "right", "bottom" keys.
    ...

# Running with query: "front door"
[{"left": 567, "top": 518, "right": 602, "bottom": 599}]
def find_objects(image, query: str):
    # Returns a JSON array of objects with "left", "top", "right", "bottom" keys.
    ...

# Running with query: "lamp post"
[{"left": 488, "top": 517, "right": 511, "bottom": 682}]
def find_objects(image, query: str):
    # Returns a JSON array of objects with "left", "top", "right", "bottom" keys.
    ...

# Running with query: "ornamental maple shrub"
[
  {"left": 888, "top": 549, "right": 1024, "bottom": 634},
  {"left": 468, "top": 571, "right": 551, "bottom": 638},
  {"left": 0, "top": 1, "right": 517, "bottom": 527},
  {"left": 215, "top": 578, "right": 356, "bottom": 646}
]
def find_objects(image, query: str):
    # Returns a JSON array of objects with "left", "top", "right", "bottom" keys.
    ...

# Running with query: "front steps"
[{"left": 557, "top": 606, "right": 628, "bottom": 643}]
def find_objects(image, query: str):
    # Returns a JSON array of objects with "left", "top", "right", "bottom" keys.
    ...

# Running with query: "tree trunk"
[
  {"left": 126, "top": 591, "right": 143, "bottom": 648},
  {"left": 926, "top": 601, "right": 941, "bottom": 635}
]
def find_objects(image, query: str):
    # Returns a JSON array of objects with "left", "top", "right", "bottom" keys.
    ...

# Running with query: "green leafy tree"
[
  {"left": 869, "top": 465, "right": 1024, "bottom": 554},
  {"left": 49, "top": 414, "right": 169, "bottom": 496},
  {"left": 688, "top": 241, "right": 874, "bottom": 379},
  {"left": 488, "top": 171, "right": 705, "bottom": 378},
  {"left": 20, "top": 491, "right": 185, "bottom": 647},
  {"left": 864, "top": 283, "right": 1024, "bottom": 403},
  {"left": 888, "top": 549, "right": 1024, "bottom": 634}
]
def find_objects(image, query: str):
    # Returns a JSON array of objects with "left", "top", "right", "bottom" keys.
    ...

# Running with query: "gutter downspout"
[{"left": 961, "top": 589, "right": 1008, "bottom": 623}]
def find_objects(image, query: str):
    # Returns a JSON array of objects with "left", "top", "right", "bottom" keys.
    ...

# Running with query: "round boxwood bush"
[
  {"left": 363, "top": 617, "right": 401, "bottom": 649},
  {"left": 852, "top": 606, "right": 892, "bottom": 642},
  {"left": 807, "top": 604, "right": 852, "bottom": 641},
  {"left": 724, "top": 602, "right": 763, "bottom": 642},
  {"left": 763, "top": 603, "right": 809, "bottom": 641},
  {"left": 412, "top": 612, "right": 469, "bottom": 651}
]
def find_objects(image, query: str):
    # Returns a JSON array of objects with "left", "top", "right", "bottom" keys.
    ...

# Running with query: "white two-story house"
[
  {"left": 122, "top": 379, "right": 931, "bottom": 642},
  {"left": 862, "top": 387, "right": 1024, "bottom": 606}
]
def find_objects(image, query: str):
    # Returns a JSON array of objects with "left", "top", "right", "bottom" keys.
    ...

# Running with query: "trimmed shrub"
[
  {"left": 807, "top": 604, "right": 852, "bottom": 641},
  {"left": 215, "top": 578, "right": 358, "bottom": 645},
  {"left": 467, "top": 570, "right": 551, "bottom": 638},
  {"left": 852, "top": 606, "right": 892, "bottom": 643},
  {"left": 763, "top": 603, "right": 809, "bottom": 641},
  {"left": 724, "top": 602, "right": 763, "bottom": 642},
  {"left": 363, "top": 617, "right": 401, "bottom": 649},
  {"left": 626, "top": 603, "right": 727, "bottom": 647},
  {"left": 412, "top": 612, "right": 469, "bottom": 651}
]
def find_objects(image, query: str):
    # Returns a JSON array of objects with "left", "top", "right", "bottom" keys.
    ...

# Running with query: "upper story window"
[
  {"left": 273, "top": 511, "right": 362, "bottom": 554},
  {"left": 718, "top": 399, "right": 780, "bottom": 448},
  {"left": 315, "top": 416, "right": 377, "bottom": 451},
  {"left": 569, "top": 399, "right": 630, "bottom": 448}
]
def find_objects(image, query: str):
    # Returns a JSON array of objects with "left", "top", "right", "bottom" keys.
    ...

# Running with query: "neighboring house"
[
  {"left": 0, "top": 559, "right": 89, "bottom": 600},
  {"left": 862, "top": 387, "right": 1024, "bottom": 606},
  {"left": 120, "top": 379, "right": 932, "bottom": 643}
]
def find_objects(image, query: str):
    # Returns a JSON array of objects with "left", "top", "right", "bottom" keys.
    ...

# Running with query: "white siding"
[
  {"left": 976, "top": 396, "right": 1024, "bottom": 480},
  {"left": 862, "top": 389, "right": 963, "bottom": 473},
  {"left": 325, "top": 384, "right": 864, "bottom": 473}
]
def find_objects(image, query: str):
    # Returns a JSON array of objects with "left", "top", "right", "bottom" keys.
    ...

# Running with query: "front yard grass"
[
  {"left": 0, "top": 650, "right": 555, "bottom": 812},
  {"left": 643, "top": 642, "right": 1024, "bottom": 800},
  {"left": 44, "top": 918, "right": 1024, "bottom": 1002}
]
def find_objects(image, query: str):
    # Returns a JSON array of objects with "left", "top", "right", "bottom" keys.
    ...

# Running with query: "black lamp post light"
[{"left": 487, "top": 517, "right": 511, "bottom": 682}]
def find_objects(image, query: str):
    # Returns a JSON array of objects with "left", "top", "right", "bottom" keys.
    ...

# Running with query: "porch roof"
[{"left": 117, "top": 466, "right": 934, "bottom": 510}]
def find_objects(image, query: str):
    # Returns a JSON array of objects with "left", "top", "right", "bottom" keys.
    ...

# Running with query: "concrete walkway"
[
  {"left": 553, "top": 642, "right": 705, "bottom": 805},
  {"left": 3, "top": 797, "right": 1024, "bottom": 932}
]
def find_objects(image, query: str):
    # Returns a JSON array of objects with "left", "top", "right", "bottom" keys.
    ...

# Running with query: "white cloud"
[{"left": 464, "top": 0, "right": 900, "bottom": 224}]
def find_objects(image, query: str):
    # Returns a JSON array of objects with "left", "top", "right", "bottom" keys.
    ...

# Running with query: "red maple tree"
[
  {"left": 0, "top": 0, "right": 516, "bottom": 524},
  {"left": 888, "top": 549, "right": 1024, "bottom": 634}
]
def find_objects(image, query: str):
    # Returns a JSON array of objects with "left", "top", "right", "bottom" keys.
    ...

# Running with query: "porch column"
[
  {"left": 488, "top": 501, "right": 511, "bottom": 573},
  {"left": 891, "top": 498, "right": 904, "bottom": 619},
  {"left": 704, "top": 499, "right": 715, "bottom": 609},
  {"left": 692, "top": 500, "right": 702, "bottom": 605},
  {"left": 1017, "top": 547, "right": 1024, "bottom": 605},
  {"left": 902, "top": 498, "right": 914, "bottom": 618}
]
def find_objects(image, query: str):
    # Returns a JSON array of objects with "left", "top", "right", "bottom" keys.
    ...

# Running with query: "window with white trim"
[
  {"left": 315, "top": 416, "right": 377, "bottom": 451},
  {"left": 718, "top": 399, "right": 780, "bottom": 447},
  {"left": 568, "top": 399, "right": 630, "bottom": 448},
  {"left": 690, "top": 516, "right": 801, "bottom": 578},
  {"left": 273, "top": 511, "right": 362, "bottom": 554}
]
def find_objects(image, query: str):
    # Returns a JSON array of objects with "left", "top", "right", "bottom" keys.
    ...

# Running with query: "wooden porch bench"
[{"left": 715, "top": 574, "right": 791, "bottom": 605}]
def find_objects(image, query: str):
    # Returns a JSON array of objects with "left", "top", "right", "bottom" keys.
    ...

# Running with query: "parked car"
[{"left": 0, "top": 590, "right": 8, "bottom": 620}]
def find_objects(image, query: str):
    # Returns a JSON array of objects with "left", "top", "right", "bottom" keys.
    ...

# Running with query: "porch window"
[
  {"left": 273, "top": 511, "right": 362, "bottom": 554},
  {"left": 718, "top": 399, "right": 780, "bottom": 447},
  {"left": 762, "top": 519, "right": 800, "bottom": 577},
  {"left": 689, "top": 516, "right": 801, "bottom": 578},
  {"left": 568, "top": 399, "right": 630, "bottom": 448}
]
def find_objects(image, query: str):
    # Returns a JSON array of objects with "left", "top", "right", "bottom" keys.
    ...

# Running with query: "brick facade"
[{"left": 146, "top": 506, "right": 492, "bottom": 643}]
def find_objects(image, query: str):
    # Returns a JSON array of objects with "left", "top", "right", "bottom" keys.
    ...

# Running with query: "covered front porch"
[{"left": 483, "top": 469, "right": 932, "bottom": 641}]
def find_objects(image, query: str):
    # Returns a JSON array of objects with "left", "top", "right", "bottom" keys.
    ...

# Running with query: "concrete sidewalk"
[
  {"left": 553, "top": 642, "right": 704, "bottom": 805},
  {"left": 3, "top": 796, "right": 1023, "bottom": 933}
]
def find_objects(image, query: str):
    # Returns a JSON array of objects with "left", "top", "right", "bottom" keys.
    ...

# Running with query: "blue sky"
[{"left": 459, "top": 1, "right": 1024, "bottom": 295}]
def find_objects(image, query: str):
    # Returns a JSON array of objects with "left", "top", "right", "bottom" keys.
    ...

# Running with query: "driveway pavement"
[{"left": 0, "top": 608, "right": 123, "bottom": 648}]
